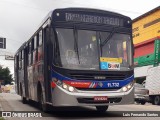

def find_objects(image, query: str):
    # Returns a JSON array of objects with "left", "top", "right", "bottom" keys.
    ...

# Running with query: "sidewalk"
[
  {"left": 0, "top": 94, "right": 4, "bottom": 120},
  {"left": 0, "top": 95, "right": 3, "bottom": 111},
  {"left": 0, "top": 103, "right": 2, "bottom": 111},
  {"left": 0, "top": 94, "right": 19, "bottom": 120}
]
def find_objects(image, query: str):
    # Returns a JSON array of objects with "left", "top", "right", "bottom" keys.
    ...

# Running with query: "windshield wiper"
[
  {"left": 73, "top": 26, "right": 80, "bottom": 64},
  {"left": 100, "top": 28, "right": 115, "bottom": 47}
]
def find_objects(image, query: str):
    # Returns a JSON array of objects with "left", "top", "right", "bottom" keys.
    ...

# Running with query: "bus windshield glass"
[{"left": 55, "top": 28, "right": 132, "bottom": 71}]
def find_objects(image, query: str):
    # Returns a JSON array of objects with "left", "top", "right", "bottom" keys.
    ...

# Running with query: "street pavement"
[{"left": 0, "top": 93, "right": 160, "bottom": 120}]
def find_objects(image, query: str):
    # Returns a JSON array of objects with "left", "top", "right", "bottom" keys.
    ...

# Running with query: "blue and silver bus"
[{"left": 14, "top": 8, "right": 134, "bottom": 112}]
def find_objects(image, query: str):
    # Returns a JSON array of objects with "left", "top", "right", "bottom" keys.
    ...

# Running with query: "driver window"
[{"left": 56, "top": 28, "right": 77, "bottom": 66}]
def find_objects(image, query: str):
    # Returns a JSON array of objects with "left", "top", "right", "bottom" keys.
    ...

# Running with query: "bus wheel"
[
  {"left": 22, "top": 96, "right": 27, "bottom": 104},
  {"left": 39, "top": 92, "right": 48, "bottom": 112},
  {"left": 140, "top": 101, "right": 146, "bottom": 105},
  {"left": 154, "top": 96, "right": 160, "bottom": 105},
  {"left": 96, "top": 106, "right": 108, "bottom": 113},
  {"left": 20, "top": 86, "right": 27, "bottom": 104}
]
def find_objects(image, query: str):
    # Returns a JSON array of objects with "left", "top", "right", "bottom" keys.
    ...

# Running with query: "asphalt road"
[{"left": 0, "top": 93, "right": 160, "bottom": 120}]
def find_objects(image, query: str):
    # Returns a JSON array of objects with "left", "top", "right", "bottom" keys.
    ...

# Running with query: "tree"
[{"left": 0, "top": 66, "right": 13, "bottom": 85}]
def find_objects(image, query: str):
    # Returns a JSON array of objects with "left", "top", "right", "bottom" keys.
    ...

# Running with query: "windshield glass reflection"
[{"left": 55, "top": 28, "right": 132, "bottom": 71}]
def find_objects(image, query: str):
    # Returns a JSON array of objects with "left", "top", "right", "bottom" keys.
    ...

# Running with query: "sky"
[{"left": 0, "top": 0, "right": 159, "bottom": 76}]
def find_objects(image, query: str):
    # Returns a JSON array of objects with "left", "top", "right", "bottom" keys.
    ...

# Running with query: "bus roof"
[
  {"left": 53, "top": 8, "right": 131, "bottom": 19},
  {"left": 15, "top": 8, "right": 131, "bottom": 55},
  {"left": 51, "top": 8, "right": 131, "bottom": 27}
]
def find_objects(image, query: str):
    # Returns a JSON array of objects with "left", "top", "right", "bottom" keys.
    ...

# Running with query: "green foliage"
[
  {"left": 0, "top": 117, "right": 5, "bottom": 120},
  {"left": 0, "top": 66, "right": 13, "bottom": 85}
]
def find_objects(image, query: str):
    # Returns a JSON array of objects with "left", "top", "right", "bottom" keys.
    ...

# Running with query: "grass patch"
[{"left": 0, "top": 117, "right": 5, "bottom": 120}]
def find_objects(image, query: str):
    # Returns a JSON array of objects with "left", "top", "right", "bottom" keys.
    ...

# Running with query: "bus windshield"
[{"left": 55, "top": 28, "right": 132, "bottom": 71}]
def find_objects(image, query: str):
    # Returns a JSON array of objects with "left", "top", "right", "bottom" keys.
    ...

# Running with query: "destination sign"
[{"left": 65, "top": 13, "right": 124, "bottom": 26}]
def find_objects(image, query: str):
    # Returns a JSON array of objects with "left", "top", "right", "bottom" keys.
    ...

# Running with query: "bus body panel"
[
  {"left": 14, "top": 8, "right": 134, "bottom": 108},
  {"left": 51, "top": 85, "right": 134, "bottom": 106},
  {"left": 50, "top": 69, "right": 134, "bottom": 106}
]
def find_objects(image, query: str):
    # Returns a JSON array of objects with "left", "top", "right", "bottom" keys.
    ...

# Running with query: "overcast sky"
[{"left": 0, "top": 0, "right": 159, "bottom": 75}]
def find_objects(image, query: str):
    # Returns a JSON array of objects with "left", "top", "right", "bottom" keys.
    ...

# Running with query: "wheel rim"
[{"left": 155, "top": 96, "right": 160, "bottom": 105}]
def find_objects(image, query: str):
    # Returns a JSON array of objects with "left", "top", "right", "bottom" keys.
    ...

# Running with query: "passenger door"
[{"left": 43, "top": 26, "right": 52, "bottom": 102}]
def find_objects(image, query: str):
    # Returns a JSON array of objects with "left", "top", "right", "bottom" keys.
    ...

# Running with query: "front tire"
[
  {"left": 20, "top": 86, "right": 27, "bottom": 104},
  {"left": 153, "top": 96, "right": 160, "bottom": 105},
  {"left": 96, "top": 106, "right": 108, "bottom": 113},
  {"left": 39, "top": 90, "right": 48, "bottom": 112},
  {"left": 21, "top": 96, "right": 27, "bottom": 104}
]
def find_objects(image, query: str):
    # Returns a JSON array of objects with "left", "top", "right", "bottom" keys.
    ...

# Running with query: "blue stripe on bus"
[{"left": 51, "top": 70, "right": 134, "bottom": 88}]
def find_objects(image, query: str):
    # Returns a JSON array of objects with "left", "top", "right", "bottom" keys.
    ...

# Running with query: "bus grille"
[
  {"left": 69, "top": 73, "right": 126, "bottom": 80},
  {"left": 77, "top": 97, "right": 122, "bottom": 104}
]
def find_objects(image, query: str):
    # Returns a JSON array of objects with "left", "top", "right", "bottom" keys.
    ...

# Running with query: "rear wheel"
[
  {"left": 153, "top": 96, "right": 160, "bottom": 105},
  {"left": 96, "top": 106, "right": 108, "bottom": 113},
  {"left": 20, "top": 85, "right": 27, "bottom": 104},
  {"left": 140, "top": 101, "right": 146, "bottom": 105},
  {"left": 21, "top": 96, "right": 27, "bottom": 104}
]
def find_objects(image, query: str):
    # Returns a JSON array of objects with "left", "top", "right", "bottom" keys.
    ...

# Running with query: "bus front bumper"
[{"left": 51, "top": 86, "right": 134, "bottom": 106}]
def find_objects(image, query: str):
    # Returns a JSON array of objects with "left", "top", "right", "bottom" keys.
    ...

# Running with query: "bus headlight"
[
  {"left": 121, "top": 80, "right": 134, "bottom": 92},
  {"left": 62, "top": 83, "right": 68, "bottom": 89},
  {"left": 122, "top": 87, "right": 128, "bottom": 92},
  {"left": 68, "top": 86, "right": 74, "bottom": 92},
  {"left": 62, "top": 83, "right": 75, "bottom": 92},
  {"left": 52, "top": 78, "right": 75, "bottom": 92},
  {"left": 127, "top": 84, "right": 132, "bottom": 89}
]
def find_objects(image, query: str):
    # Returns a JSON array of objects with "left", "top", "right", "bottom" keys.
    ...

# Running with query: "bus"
[{"left": 14, "top": 8, "right": 134, "bottom": 112}]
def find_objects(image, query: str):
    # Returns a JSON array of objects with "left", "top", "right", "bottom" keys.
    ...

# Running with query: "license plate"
[{"left": 94, "top": 96, "right": 108, "bottom": 101}]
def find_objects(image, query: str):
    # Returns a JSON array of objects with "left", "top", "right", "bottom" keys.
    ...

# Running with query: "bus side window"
[
  {"left": 38, "top": 30, "right": 43, "bottom": 61},
  {"left": 21, "top": 50, "right": 24, "bottom": 69},
  {"left": 29, "top": 41, "right": 32, "bottom": 53},
  {"left": 31, "top": 38, "right": 34, "bottom": 65},
  {"left": 33, "top": 35, "right": 38, "bottom": 63},
  {"left": 19, "top": 51, "right": 22, "bottom": 70},
  {"left": 21, "top": 59, "right": 24, "bottom": 69},
  {"left": 39, "top": 30, "right": 43, "bottom": 46},
  {"left": 37, "top": 33, "right": 39, "bottom": 47},
  {"left": 14, "top": 56, "right": 17, "bottom": 70},
  {"left": 16, "top": 55, "right": 19, "bottom": 70},
  {"left": 28, "top": 41, "right": 32, "bottom": 66},
  {"left": 34, "top": 36, "right": 37, "bottom": 49},
  {"left": 35, "top": 33, "right": 39, "bottom": 62}
]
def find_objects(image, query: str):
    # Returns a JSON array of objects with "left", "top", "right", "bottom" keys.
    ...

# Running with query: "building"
[
  {"left": 0, "top": 37, "right": 6, "bottom": 49},
  {"left": 133, "top": 6, "right": 160, "bottom": 83}
]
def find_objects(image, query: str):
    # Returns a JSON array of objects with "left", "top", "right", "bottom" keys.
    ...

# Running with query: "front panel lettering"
[{"left": 65, "top": 13, "right": 124, "bottom": 26}]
